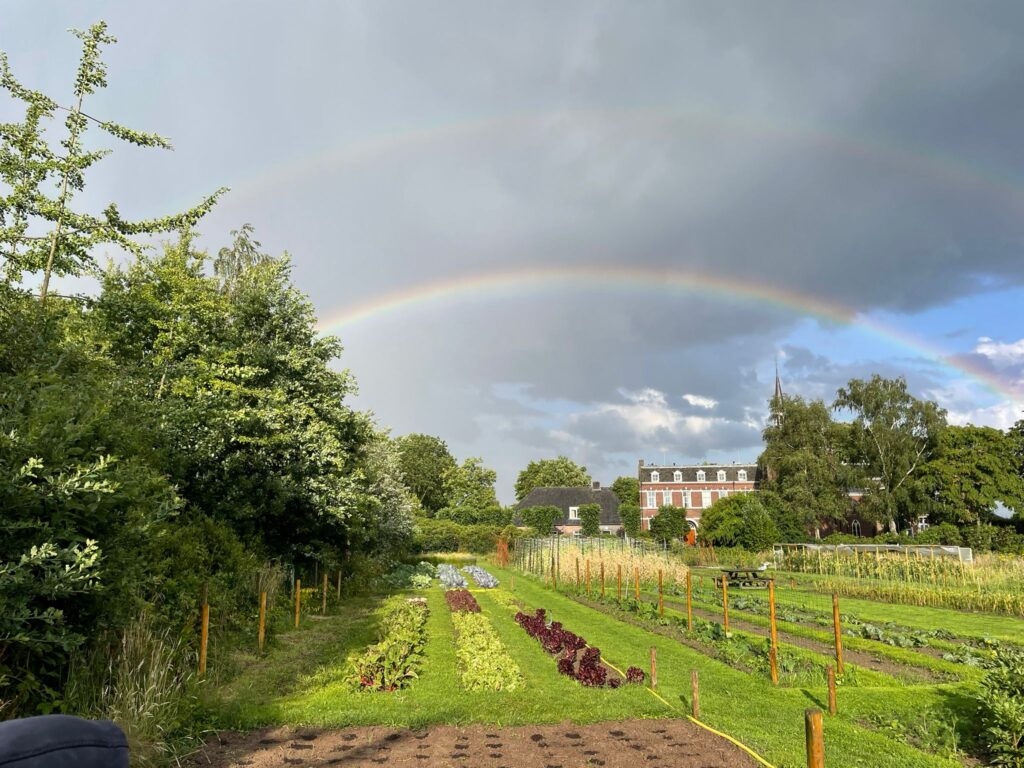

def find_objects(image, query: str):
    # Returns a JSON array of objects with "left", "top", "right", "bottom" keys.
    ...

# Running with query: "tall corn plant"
[{"left": 0, "top": 21, "right": 226, "bottom": 298}]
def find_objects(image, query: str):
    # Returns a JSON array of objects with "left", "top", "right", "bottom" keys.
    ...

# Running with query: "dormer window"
[
  {"left": 673, "top": 470, "right": 682, "bottom": 482},
  {"left": 696, "top": 470, "right": 705, "bottom": 482},
  {"left": 650, "top": 471, "right": 660, "bottom": 482},
  {"left": 717, "top": 470, "right": 726, "bottom": 482},
  {"left": 738, "top": 470, "right": 747, "bottom": 482},
  {"left": 568, "top": 506, "right": 580, "bottom": 520}
]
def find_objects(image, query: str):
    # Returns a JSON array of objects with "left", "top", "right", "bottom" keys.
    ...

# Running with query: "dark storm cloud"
[{"left": 7, "top": 1, "right": 1024, "bottom": 498}]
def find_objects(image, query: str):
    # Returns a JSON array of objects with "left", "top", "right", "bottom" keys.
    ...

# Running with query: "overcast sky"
[{"left": 5, "top": 2, "right": 1024, "bottom": 502}]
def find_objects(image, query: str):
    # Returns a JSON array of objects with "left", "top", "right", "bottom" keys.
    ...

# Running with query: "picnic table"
[{"left": 714, "top": 567, "right": 774, "bottom": 589}]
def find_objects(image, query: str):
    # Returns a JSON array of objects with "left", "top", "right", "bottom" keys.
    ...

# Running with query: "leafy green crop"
[
  {"left": 348, "top": 597, "right": 428, "bottom": 691},
  {"left": 451, "top": 611, "right": 523, "bottom": 691}
]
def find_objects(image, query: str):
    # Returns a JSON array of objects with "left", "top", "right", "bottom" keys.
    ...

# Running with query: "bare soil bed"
[{"left": 187, "top": 719, "right": 759, "bottom": 768}]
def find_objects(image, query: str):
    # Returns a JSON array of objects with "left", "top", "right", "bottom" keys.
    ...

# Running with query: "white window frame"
[
  {"left": 851, "top": 519, "right": 861, "bottom": 536},
  {"left": 673, "top": 470, "right": 682, "bottom": 482},
  {"left": 696, "top": 470, "right": 706, "bottom": 482},
  {"left": 645, "top": 491, "right": 657, "bottom": 509},
  {"left": 662, "top": 490, "right": 673, "bottom": 506},
  {"left": 683, "top": 490, "right": 691, "bottom": 508},
  {"left": 568, "top": 506, "right": 580, "bottom": 520},
  {"left": 717, "top": 470, "right": 727, "bottom": 482},
  {"left": 738, "top": 470, "right": 747, "bottom": 482},
  {"left": 650, "top": 470, "right": 660, "bottom": 482}
]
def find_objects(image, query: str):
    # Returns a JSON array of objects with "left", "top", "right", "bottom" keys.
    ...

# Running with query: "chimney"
[{"left": 592, "top": 480, "right": 601, "bottom": 491}]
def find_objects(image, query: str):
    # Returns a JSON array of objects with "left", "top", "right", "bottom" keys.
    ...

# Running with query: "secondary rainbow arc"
[{"left": 314, "top": 265, "right": 1021, "bottom": 405}]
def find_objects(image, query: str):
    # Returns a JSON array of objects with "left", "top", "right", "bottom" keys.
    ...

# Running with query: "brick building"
[{"left": 637, "top": 461, "right": 762, "bottom": 534}]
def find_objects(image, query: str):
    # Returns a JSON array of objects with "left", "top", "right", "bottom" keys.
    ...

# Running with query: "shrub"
[
  {"left": 977, "top": 645, "right": 1024, "bottom": 766},
  {"left": 579, "top": 504, "right": 602, "bottom": 537}
]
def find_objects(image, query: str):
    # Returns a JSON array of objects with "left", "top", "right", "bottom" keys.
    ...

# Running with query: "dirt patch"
[{"left": 185, "top": 719, "right": 760, "bottom": 768}]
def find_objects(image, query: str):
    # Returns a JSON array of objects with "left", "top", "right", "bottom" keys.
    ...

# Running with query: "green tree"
[
  {"left": 834, "top": 375, "right": 946, "bottom": 533},
  {"left": 514, "top": 456, "right": 591, "bottom": 501},
  {"left": 649, "top": 505, "right": 685, "bottom": 543},
  {"left": 214, "top": 223, "right": 273, "bottom": 291},
  {"left": 395, "top": 434, "right": 456, "bottom": 514},
  {"left": 519, "top": 505, "right": 563, "bottom": 536},
  {"left": 439, "top": 457, "right": 500, "bottom": 521},
  {"left": 920, "top": 425, "right": 1024, "bottom": 526},
  {"left": 699, "top": 493, "right": 778, "bottom": 550},
  {"left": 760, "top": 394, "right": 853, "bottom": 537},
  {"left": 619, "top": 502, "right": 641, "bottom": 539},
  {"left": 610, "top": 475, "right": 640, "bottom": 506},
  {"left": 579, "top": 503, "right": 601, "bottom": 536},
  {"left": 0, "top": 23, "right": 224, "bottom": 298}
]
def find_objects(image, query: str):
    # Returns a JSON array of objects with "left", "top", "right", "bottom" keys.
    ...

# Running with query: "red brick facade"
[{"left": 637, "top": 461, "right": 760, "bottom": 533}]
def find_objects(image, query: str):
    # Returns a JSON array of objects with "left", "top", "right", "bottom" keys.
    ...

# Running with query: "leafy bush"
[
  {"left": 444, "top": 589, "right": 480, "bottom": 613},
  {"left": 977, "top": 645, "right": 1024, "bottom": 766},
  {"left": 462, "top": 565, "right": 499, "bottom": 588},
  {"left": 349, "top": 597, "right": 428, "bottom": 691},
  {"left": 382, "top": 561, "right": 436, "bottom": 589},
  {"left": 413, "top": 518, "right": 502, "bottom": 554},
  {"left": 438, "top": 564, "right": 468, "bottom": 589},
  {"left": 451, "top": 612, "right": 523, "bottom": 691}
]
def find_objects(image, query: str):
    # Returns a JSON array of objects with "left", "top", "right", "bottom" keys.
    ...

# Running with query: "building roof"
[
  {"left": 639, "top": 464, "right": 761, "bottom": 483},
  {"left": 514, "top": 486, "right": 621, "bottom": 526}
]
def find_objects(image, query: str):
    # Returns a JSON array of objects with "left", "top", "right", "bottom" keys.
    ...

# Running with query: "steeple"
[{"left": 773, "top": 361, "right": 783, "bottom": 404}]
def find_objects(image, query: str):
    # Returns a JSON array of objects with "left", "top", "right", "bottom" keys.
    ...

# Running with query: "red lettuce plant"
[
  {"left": 445, "top": 589, "right": 481, "bottom": 613},
  {"left": 625, "top": 666, "right": 646, "bottom": 684},
  {"left": 515, "top": 608, "right": 621, "bottom": 688}
]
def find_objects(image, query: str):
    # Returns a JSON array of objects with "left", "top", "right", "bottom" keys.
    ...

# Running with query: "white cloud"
[
  {"left": 682, "top": 393, "right": 719, "bottom": 410},
  {"left": 974, "top": 337, "right": 1024, "bottom": 367}
]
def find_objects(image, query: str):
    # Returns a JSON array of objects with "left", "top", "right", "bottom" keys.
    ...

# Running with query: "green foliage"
[
  {"left": 395, "top": 434, "right": 456, "bottom": 514},
  {"left": 619, "top": 503, "right": 641, "bottom": 539},
  {"left": 648, "top": 505, "right": 685, "bottom": 542},
  {"left": 977, "top": 645, "right": 1024, "bottom": 766},
  {"left": 514, "top": 456, "right": 591, "bottom": 501},
  {"left": 610, "top": 476, "right": 640, "bottom": 506},
  {"left": 699, "top": 494, "right": 778, "bottom": 550},
  {"left": 439, "top": 457, "right": 500, "bottom": 525},
  {"left": 412, "top": 518, "right": 501, "bottom": 554},
  {"left": 834, "top": 375, "right": 947, "bottom": 531},
  {"left": 451, "top": 611, "right": 524, "bottom": 691},
  {"left": 0, "top": 22, "right": 225, "bottom": 296},
  {"left": 921, "top": 425, "right": 1024, "bottom": 526},
  {"left": 579, "top": 503, "right": 602, "bottom": 536},
  {"left": 348, "top": 597, "right": 428, "bottom": 691},
  {"left": 518, "top": 504, "right": 563, "bottom": 536}
]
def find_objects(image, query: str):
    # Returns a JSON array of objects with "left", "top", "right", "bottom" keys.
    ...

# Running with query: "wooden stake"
[
  {"left": 258, "top": 591, "right": 267, "bottom": 655},
  {"left": 722, "top": 577, "right": 729, "bottom": 633},
  {"left": 322, "top": 571, "right": 328, "bottom": 614},
  {"left": 576, "top": 557, "right": 581, "bottom": 591},
  {"left": 600, "top": 562, "right": 605, "bottom": 598},
  {"left": 198, "top": 601, "right": 209, "bottom": 676},
  {"left": 634, "top": 567, "right": 640, "bottom": 600},
  {"left": 658, "top": 569, "right": 664, "bottom": 616},
  {"left": 691, "top": 670, "right": 700, "bottom": 719},
  {"left": 294, "top": 578, "right": 301, "bottom": 628},
  {"left": 805, "top": 708, "right": 825, "bottom": 768},
  {"left": 337, "top": 569, "right": 342, "bottom": 599},
  {"left": 827, "top": 665, "right": 837, "bottom": 715},
  {"left": 832, "top": 591, "right": 844, "bottom": 675},
  {"left": 770, "top": 645, "right": 779, "bottom": 685},
  {"left": 649, "top": 646, "right": 657, "bottom": 689},
  {"left": 617, "top": 564, "right": 622, "bottom": 601},
  {"left": 586, "top": 559, "right": 591, "bottom": 595},
  {"left": 686, "top": 570, "right": 693, "bottom": 632}
]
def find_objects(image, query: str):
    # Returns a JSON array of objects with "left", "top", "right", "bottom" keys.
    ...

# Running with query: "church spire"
[{"left": 773, "top": 361, "right": 783, "bottom": 404}]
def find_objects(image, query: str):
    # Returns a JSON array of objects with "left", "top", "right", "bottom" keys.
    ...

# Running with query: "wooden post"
[
  {"left": 257, "top": 591, "right": 267, "bottom": 655},
  {"left": 294, "top": 578, "right": 301, "bottom": 628},
  {"left": 686, "top": 570, "right": 693, "bottom": 632},
  {"left": 336, "top": 569, "right": 342, "bottom": 599},
  {"left": 586, "top": 559, "right": 591, "bottom": 595},
  {"left": 769, "top": 645, "right": 779, "bottom": 685},
  {"left": 827, "top": 665, "right": 837, "bottom": 715},
  {"left": 658, "top": 570, "right": 664, "bottom": 616},
  {"left": 649, "top": 646, "right": 657, "bottom": 689},
  {"left": 576, "top": 557, "right": 581, "bottom": 591},
  {"left": 322, "top": 571, "right": 328, "bottom": 614},
  {"left": 722, "top": 577, "right": 729, "bottom": 633},
  {"left": 600, "top": 562, "right": 605, "bottom": 598},
  {"left": 198, "top": 601, "right": 209, "bottom": 676},
  {"left": 805, "top": 709, "right": 825, "bottom": 768},
  {"left": 832, "top": 591, "right": 844, "bottom": 675},
  {"left": 768, "top": 580, "right": 779, "bottom": 650},
  {"left": 691, "top": 670, "right": 700, "bottom": 719},
  {"left": 617, "top": 564, "right": 622, "bottom": 600},
  {"left": 634, "top": 567, "right": 640, "bottom": 600}
]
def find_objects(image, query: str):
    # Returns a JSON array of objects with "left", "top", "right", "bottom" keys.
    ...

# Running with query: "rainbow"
[{"left": 314, "top": 264, "right": 1022, "bottom": 405}]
